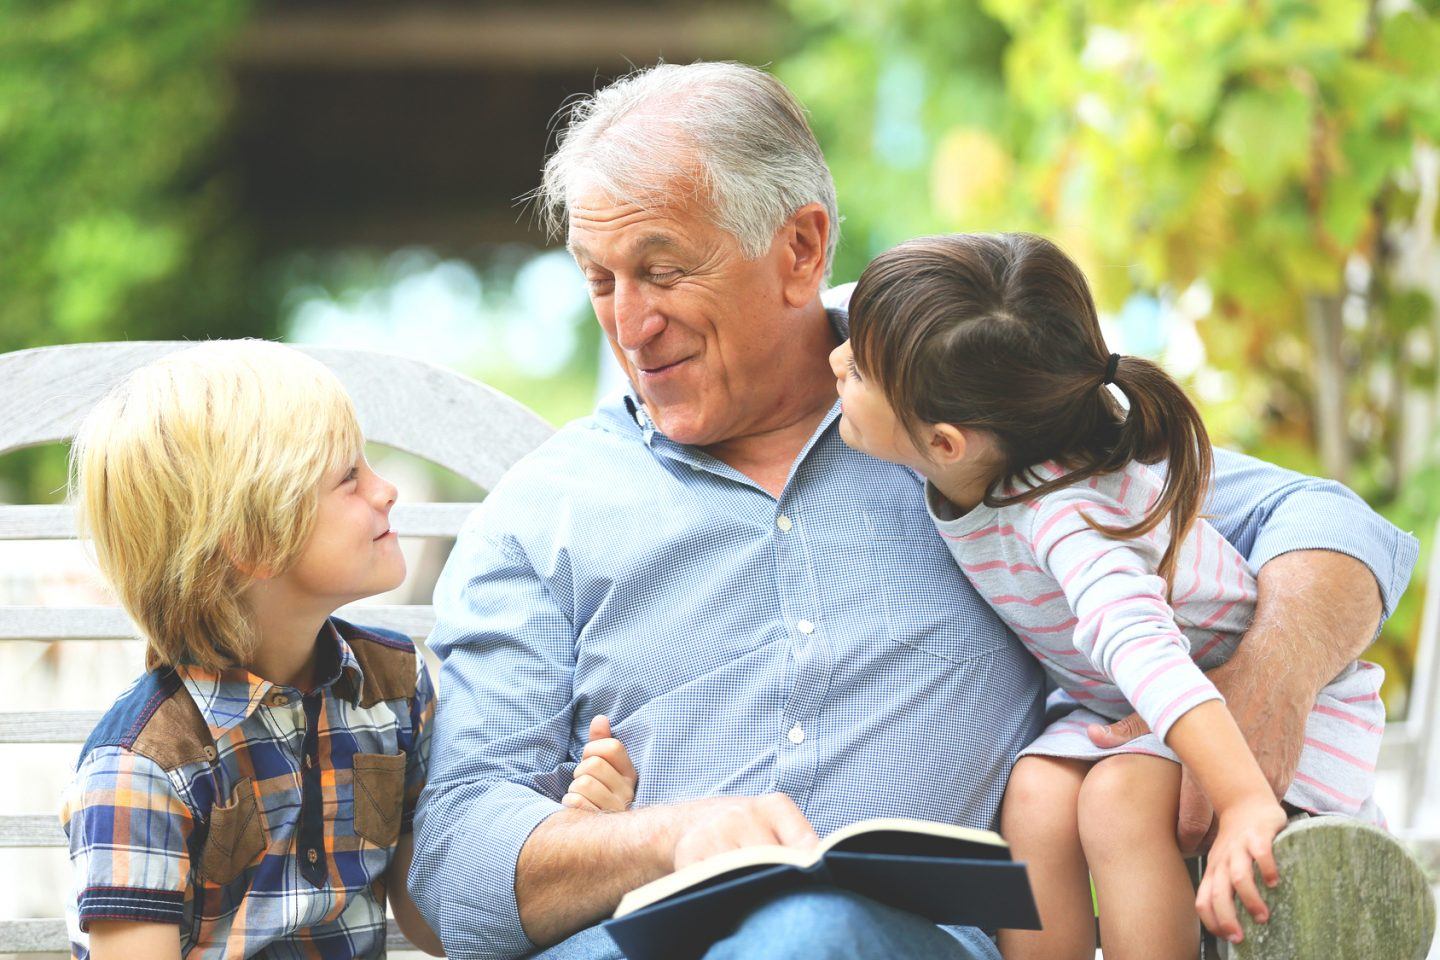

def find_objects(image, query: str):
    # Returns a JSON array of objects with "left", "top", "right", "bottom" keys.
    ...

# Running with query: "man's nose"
[{"left": 612, "top": 277, "right": 665, "bottom": 351}]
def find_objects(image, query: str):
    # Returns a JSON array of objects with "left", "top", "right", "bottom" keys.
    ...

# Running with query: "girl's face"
[{"left": 828, "top": 339, "right": 930, "bottom": 470}]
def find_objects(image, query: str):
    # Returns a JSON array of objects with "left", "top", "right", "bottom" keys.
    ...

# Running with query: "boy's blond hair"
[{"left": 71, "top": 340, "right": 364, "bottom": 672}]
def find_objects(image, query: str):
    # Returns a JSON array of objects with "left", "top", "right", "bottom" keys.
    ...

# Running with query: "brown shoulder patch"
[
  {"left": 341, "top": 627, "right": 418, "bottom": 708},
  {"left": 131, "top": 688, "right": 215, "bottom": 771}
]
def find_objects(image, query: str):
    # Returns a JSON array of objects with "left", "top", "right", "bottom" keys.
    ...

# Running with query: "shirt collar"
[{"left": 176, "top": 618, "right": 366, "bottom": 740}]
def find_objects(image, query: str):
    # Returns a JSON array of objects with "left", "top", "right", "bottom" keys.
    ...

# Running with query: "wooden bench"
[
  {"left": 0, "top": 341, "right": 553, "bottom": 956},
  {"left": 1, "top": 341, "right": 1435, "bottom": 958}
]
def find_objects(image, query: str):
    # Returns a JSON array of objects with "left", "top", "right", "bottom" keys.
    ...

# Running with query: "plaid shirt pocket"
[
  {"left": 353, "top": 753, "right": 406, "bottom": 847},
  {"left": 201, "top": 779, "right": 266, "bottom": 884}
]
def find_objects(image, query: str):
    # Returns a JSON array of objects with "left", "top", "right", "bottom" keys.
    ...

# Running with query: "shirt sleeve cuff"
[
  {"left": 77, "top": 886, "right": 185, "bottom": 931},
  {"left": 1248, "top": 487, "right": 1421, "bottom": 624},
  {"left": 415, "top": 781, "right": 562, "bottom": 959}
]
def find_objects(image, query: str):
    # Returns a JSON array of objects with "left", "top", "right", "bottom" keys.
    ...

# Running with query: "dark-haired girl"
[{"left": 828, "top": 233, "right": 1383, "bottom": 960}]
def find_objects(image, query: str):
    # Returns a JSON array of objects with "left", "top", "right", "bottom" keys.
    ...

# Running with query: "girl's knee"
[
  {"left": 1076, "top": 755, "right": 1181, "bottom": 859},
  {"left": 1002, "top": 757, "right": 1086, "bottom": 843}
]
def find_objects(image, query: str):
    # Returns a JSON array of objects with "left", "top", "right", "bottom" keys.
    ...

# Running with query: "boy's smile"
[{"left": 283, "top": 453, "right": 406, "bottom": 606}]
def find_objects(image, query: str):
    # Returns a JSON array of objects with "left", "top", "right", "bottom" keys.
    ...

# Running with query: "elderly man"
[{"left": 410, "top": 62, "right": 1416, "bottom": 959}]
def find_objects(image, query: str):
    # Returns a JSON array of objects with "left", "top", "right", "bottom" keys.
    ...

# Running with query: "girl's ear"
[{"left": 927, "top": 423, "right": 968, "bottom": 465}]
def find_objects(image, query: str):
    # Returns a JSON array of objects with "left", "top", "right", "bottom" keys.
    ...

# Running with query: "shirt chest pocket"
[
  {"left": 352, "top": 752, "right": 407, "bottom": 848},
  {"left": 201, "top": 778, "right": 267, "bottom": 884},
  {"left": 860, "top": 507, "right": 1013, "bottom": 663}
]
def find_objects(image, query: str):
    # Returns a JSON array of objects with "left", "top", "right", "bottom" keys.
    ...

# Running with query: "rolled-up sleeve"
[
  {"left": 410, "top": 516, "right": 578, "bottom": 959},
  {"left": 1206, "top": 448, "right": 1419, "bottom": 622}
]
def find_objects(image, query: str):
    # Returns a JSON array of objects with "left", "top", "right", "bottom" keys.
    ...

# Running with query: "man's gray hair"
[{"left": 537, "top": 61, "right": 840, "bottom": 278}]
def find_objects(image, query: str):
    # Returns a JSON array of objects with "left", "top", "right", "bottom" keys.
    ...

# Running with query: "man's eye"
[{"left": 586, "top": 276, "right": 614, "bottom": 293}]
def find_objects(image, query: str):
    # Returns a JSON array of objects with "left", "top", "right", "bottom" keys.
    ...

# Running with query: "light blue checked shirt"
[{"left": 412, "top": 316, "right": 1418, "bottom": 959}]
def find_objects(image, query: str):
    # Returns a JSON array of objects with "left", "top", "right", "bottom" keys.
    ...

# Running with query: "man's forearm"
[
  {"left": 515, "top": 804, "right": 684, "bottom": 947},
  {"left": 1214, "top": 548, "right": 1382, "bottom": 794}
]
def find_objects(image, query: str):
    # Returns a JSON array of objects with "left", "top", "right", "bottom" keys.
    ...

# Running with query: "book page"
[
  {"left": 613, "top": 843, "right": 819, "bottom": 917},
  {"left": 820, "top": 817, "right": 1007, "bottom": 855},
  {"left": 613, "top": 817, "right": 1008, "bottom": 918}
]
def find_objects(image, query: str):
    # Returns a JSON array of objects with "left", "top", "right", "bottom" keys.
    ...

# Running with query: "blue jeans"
[{"left": 529, "top": 887, "right": 1001, "bottom": 959}]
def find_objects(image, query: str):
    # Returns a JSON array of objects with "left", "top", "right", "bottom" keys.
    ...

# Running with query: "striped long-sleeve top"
[{"left": 929, "top": 458, "right": 1387, "bottom": 821}]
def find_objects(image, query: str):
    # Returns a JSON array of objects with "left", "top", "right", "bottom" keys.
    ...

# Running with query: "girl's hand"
[
  {"left": 1195, "top": 795, "right": 1286, "bottom": 944},
  {"left": 562, "top": 714, "right": 638, "bottom": 813}
]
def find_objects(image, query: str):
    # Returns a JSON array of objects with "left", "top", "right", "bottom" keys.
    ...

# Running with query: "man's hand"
[
  {"left": 672, "top": 793, "right": 820, "bottom": 869},
  {"left": 1089, "top": 549, "right": 1382, "bottom": 855}
]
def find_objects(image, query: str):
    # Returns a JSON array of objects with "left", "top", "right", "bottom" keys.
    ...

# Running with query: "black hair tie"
[{"left": 1102, "top": 353, "right": 1121, "bottom": 385}]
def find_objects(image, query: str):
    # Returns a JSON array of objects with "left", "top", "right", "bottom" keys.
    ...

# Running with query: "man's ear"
[
  {"left": 927, "top": 423, "right": 969, "bottom": 465},
  {"left": 779, "top": 203, "right": 830, "bottom": 308}
]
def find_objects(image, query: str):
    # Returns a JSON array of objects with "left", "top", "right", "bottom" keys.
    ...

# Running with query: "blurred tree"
[
  {"left": 0, "top": 0, "right": 262, "bottom": 501},
  {"left": 781, "top": 0, "right": 1440, "bottom": 706}
]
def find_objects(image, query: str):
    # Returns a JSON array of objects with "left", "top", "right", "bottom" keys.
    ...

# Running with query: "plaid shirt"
[{"left": 60, "top": 618, "right": 434, "bottom": 960}]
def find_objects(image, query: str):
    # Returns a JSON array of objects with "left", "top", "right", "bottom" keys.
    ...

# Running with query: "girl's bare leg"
[
  {"left": 1078, "top": 754, "right": 1198, "bottom": 960},
  {"left": 998, "top": 756, "right": 1095, "bottom": 960}
]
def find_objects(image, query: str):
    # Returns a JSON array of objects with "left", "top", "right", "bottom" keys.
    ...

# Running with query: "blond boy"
[{"left": 59, "top": 341, "right": 446, "bottom": 959}]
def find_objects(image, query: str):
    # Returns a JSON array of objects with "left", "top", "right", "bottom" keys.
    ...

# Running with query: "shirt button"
[
  {"left": 269, "top": 693, "right": 289, "bottom": 707},
  {"left": 304, "top": 754, "right": 314, "bottom": 770},
  {"left": 776, "top": 515, "right": 793, "bottom": 532},
  {"left": 202, "top": 746, "right": 217, "bottom": 761},
  {"left": 306, "top": 848, "right": 319, "bottom": 864},
  {"left": 787, "top": 723, "right": 805, "bottom": 745},
  {"left": 797, "top": 619, "right": 815, "bottom": 635}
]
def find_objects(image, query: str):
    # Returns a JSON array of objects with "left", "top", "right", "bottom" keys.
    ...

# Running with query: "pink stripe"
[
  {"left": 1117, "top": 473, "right": 1132, "bottom": 503},
  {"left": 1034, "top": 501, "right": 1129, "bottom": 546},
  {"left": 1192, "top": 631, "right": 1229, "bottom": 661},
  {"left": 1067, "top": 687, "right": 1128, "bottom": 705},
  {"left": 1196, "top": 597, "right": 1242, "bottom": 630},
  {"left": 1076, "top": 594, "right": 1170, "bottom": 633},
  {"left": 941, "top": 523, "right": 1028, "bottom": 546},
  {"left": 1292, "top": 770, "right": 1363, "bottom": 810},
  {"left": 1153, "top": 686, "right": 1216, "bottom": 734},
  {"left": 990, "top": 590, "right": 1066, "bottom": 607},
  {"left": 962, "top": 559, "right": 1044, "bottom": 576},
  {"left": 1302, "top": 737, "right": 1375, "bottom": 772},
  {"left": 1340, "top": 692, "right": 1381, "bottom": 704},
  {"left": 1061, "top": 563, "right": 1146, "bottom": 590},
  {"left": 1312, "top": 704, "right": 1384, "bottom": 734},
  {"left": 1129, "top": 658, "right": 1185, "bottom": 707},
  {"left": 1174, "top": 528, "right": 1205, "bottom": 604},
  {"left": 1110, "top": 634, "right": 1170, "bottom": 672},
  {"left": 1024, "top": 616, "right": 1080, "bottom": 634}
]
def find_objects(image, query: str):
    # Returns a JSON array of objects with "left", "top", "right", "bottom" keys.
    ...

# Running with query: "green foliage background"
[
  {"left": 779, "top": 0, "right": 1440, "bottom": 709},
  {"left": 0, "top": 0, "right": 268, "bottom": 500}
]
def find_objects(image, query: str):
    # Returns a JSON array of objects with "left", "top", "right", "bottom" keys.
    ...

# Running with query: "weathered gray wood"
[
  {"left": 0, "top": 711, "right": 102, "bottom": 743},
  {"left": 0, "top": 603, "right": 435, "bottom": 641},
  {"left": 0, "top": 917, "right": 426, "bottom": 953},
  {"left": 1232, "top": 817, "right": 1435, "bottom": 960},
  {"left": 0, "top": 502, "right": 479, "bottom": 541},
  {"left": 0, "top": 342, "right": 553, "bottom": 491},
  {"left": 0, "top": 814, "right": 65, "bottom": 848}
]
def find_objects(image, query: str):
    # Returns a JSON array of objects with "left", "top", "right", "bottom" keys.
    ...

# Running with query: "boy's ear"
[{"left": 926, "top": 423, "right": 969, "bottom": 465}]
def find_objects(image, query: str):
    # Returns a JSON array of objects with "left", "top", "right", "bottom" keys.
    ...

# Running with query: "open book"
[{"left": 603, "top": 817, "right": 1038, "bottom": 960}]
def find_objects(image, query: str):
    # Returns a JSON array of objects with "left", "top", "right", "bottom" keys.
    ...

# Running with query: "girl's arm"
[
  {"left": 1164, "top": 701, "right": 1285, "bottom": 943},
  {"left": 387, "top": 834, "right": 446, "bottom": 956},
  {"left": 1031, "top": 491, "right": 1285, "bottom": 942},
  {"left": 87, "top": 921, "right": 182, "bottom": 960}
]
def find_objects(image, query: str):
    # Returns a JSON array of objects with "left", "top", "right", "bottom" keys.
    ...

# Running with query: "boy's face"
[
  {"left": 283, "top": 453, "right": 405, "bottom": 605},
  {"left": 828, "top": 339, "right": 929, "bottom": 471}
]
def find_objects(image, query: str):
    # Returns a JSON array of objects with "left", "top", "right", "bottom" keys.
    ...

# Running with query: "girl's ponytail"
[{"left": 1094, "top": 355, "right": 1213, "bottom": 592}]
